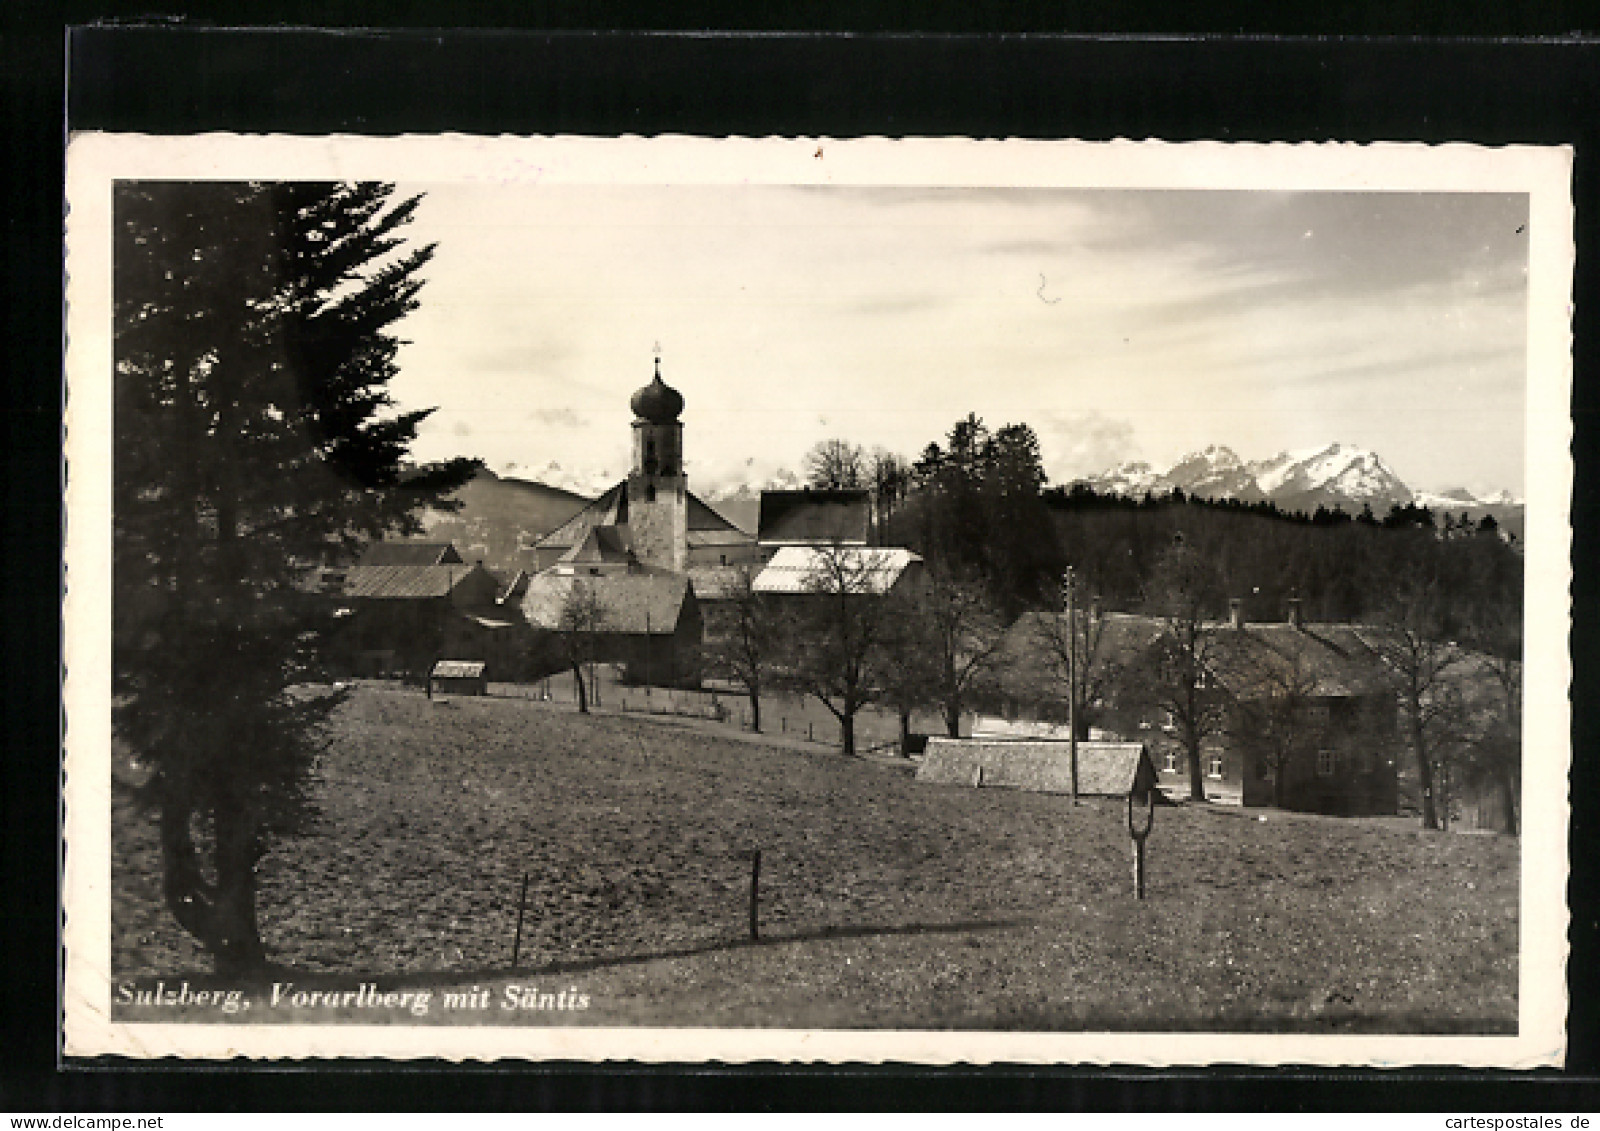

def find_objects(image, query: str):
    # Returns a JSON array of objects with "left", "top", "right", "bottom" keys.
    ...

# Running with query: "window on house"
[
  {"left": 1207, "top": 753, "right": 1224, "bottom": 779},
  {"left": 1317, "top": 749, "right": 1336, "bottom": 776},
  {"left": 1162, "top": 750, "right": 1178, "bottom": 774},
  {"left": 720, "top": 554, "right": 727, "bottom": 565}
]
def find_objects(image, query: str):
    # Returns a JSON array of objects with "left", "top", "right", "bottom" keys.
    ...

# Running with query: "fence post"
[
  {"left": 510, "top": 871, "right": 530, "bottom": 970},
  {"left": 749, "top": 849, "right": 762, "bottom": 942}
]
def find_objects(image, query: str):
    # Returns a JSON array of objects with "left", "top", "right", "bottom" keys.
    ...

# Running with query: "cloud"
[
  {"left": 528, "top": 407, "right": 585, "bottom": 428},
  {"left": 1036, "top": 411, "right": 1138, "bottom": 482}
]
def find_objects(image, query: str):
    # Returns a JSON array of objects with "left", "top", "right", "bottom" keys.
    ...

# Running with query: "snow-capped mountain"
[
  {"left": 1082, "top": 459, "right": 1165, "bottom": 497},
  {"left": 1079, "top": 442, "right": 1518, "bottom": 524},
  {"left": 512, "top": 460, "right": 621, "bottom": 499},
  {"left": 1162, "top": 444, "right": 1264, "bottom": 502},
  {"left": 1247, "top": 443, "right": 1413, "bottom": 514}
]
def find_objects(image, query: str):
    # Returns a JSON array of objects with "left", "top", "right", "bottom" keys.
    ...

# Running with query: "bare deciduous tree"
[
  {"left": 1229, "top": 649, "right": 1325, "bottom": 809},
  {"left": 1133, "top": 537, "right": 1229, "bottom": 802},
  {"left": 804, "top": 438, "right": 866, "bottom": 490},
  {"left": 702, "top": 565, "right": 782, "bottom": 732},
  {"left": 1368, "top": 577, "right": 1466, "bottom": 831},
  {"left": 784, "top": 542, "right": 894, "bottom": 756},
  {"left": 557, "top": 581, "right": 609, "bottom": 714}
]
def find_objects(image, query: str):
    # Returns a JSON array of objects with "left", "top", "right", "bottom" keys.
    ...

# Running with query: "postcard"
[{"left": 63, "top": 133, "right": 1572, "bottom": 1064}]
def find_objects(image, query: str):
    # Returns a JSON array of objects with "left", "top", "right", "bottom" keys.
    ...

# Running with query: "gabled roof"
[
  {"left": 1205, "top": 622, "right": 1392, "bottom": 698},
  {"left": 918, "top": 737, "right": 1155, "bottom": 797},
  {"left": 333, "top": 564, "right": 490, "bottom": 599},
  {"left": 520, "top": 568, "right": 693, "bottom": 635},
  {"left": 534, "top": 480, "right": 755, "bottom": 550},
  {"left": 995, "top": 610, "right": 1394, "bottom": 704},
  {"left": 561, "top": 525, "right": 635, "bottom": 565},
  {"left": 357, "top": 541, "right": 463, "bottom": 566},
  {"left": 431, "top": 660, "right": 487, "bottom": 679},
  {"left": 757, "top": 488, "right": 872, "bottom": 544},
  {"left": 752, "top": 545, "right": 921, "bottom": 596}
]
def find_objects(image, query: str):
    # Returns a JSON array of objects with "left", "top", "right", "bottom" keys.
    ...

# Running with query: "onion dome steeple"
[{"left": 630, "top": 357, "right": 684, "bottom": 424}]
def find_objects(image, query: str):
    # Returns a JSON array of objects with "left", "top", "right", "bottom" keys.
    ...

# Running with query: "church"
[
  {"left": 528, "top": 360, "right": 762, "bottom": 574},
  {"left": 518, "top": 361, "right": 759, "bottom": 686}
]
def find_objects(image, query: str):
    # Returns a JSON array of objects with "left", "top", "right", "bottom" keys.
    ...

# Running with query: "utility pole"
[{"left": 1064, "top": 567, "right": 1079, "bottom": 803}]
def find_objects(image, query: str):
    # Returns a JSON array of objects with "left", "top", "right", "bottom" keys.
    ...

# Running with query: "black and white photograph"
[{"left": 61, "top": 134, "right": 1572, "bottom": 1064}]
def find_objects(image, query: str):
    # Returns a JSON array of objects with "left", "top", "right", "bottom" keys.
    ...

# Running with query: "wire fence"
[{"left": 484, "top": 666, "right": 951, "bottom": 754}]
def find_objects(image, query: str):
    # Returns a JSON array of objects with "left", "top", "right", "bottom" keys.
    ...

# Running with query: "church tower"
[{"left": 626, "top": 358, "right": 688, "bottom": 572}]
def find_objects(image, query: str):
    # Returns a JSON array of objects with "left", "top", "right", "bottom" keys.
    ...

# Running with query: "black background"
[{"left": 6, "top": 4, "right": 1600, "bottom": 1112}]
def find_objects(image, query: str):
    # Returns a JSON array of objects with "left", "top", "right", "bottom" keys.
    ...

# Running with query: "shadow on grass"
[{"left": 131, "top": 916, "right": 1033, "bottom": 991}]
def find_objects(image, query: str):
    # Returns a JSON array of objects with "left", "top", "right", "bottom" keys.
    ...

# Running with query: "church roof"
[
  {"left": 535, "top": 481, "right": 755, "bottom": 550},
  {"left": 630, "top": 364, "right": 684, "bottom": 424},
  {"left": 560, "top": 525, "right": 634, "bottom": 565}
]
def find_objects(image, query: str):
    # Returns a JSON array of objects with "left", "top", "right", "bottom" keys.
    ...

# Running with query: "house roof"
[
  {"left": 1205, "top": 622, "right": 1393, "bottom": 698},
  {"left": 757, "top": 488, "right": 872, "bottom": 544},
  {"left": 994, "top": 610, "right": 1395, "bottom": 704},
  {"left": 431, "top": 660, "right": 487, "bottom": 679},
  {"left": 918, "top": 737, "right": 1154, "bottom": 796},
  {"left": 534, "top": 481, "right": 754, "bottom": 550},
  {"left": 970, "top": 716, "right": 1077, "bottom": 741},
  {"left": 520, "top": 568, "right": 693, "bottom": 635},
  {"left": 332, "top": 564, "right": 489, "bottom": 599},
  {"left": 752, "top": 545, "right": 921, "bottom": 596},
  {"left": 357, "top": 541, "right": 463, "bottom": 566}
]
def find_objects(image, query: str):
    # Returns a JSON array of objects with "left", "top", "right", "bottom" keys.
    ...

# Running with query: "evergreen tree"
[{"left": 113, "top": 182, "right": 477, "bottom": 973}]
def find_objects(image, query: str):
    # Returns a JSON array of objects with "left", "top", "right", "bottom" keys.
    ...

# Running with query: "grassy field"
[{"left": 111, "top": 684, "right": 1518, "bottom": 1031}]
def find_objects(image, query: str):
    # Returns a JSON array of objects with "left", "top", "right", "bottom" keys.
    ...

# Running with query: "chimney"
[
  {"left": 1287, "top": 597, "right": 1304, "bottom": 629},
  {"left": 1229, "top": 597, "right": 1244, "bottom": 629}
]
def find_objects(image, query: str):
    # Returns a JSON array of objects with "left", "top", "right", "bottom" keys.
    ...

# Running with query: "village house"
[
  {"left": 985, "top": 600, "right": 1403, "bottom": 816},
  {"left": 756, "top": 487, "right": 874, "bottom": 561},
  {"left": 312, "top": 552, "right": 508, "bottom": 679}
]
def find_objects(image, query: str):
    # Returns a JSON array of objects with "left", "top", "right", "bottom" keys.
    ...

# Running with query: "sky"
[{"left": 385, "top": 184, "right": 1529, "bottom": 498}]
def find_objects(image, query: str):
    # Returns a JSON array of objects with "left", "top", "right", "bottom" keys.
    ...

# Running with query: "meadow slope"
[{"left": 111, "top": 685, "right": 1518, "bottom": 1031}]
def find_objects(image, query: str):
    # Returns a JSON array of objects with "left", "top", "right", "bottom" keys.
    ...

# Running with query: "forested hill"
[
  {"left": 415, "top": 468, "right": 589, "bottom": 570},
  {"left": 879, "top": 415, "right": 1521, "bottom": 651},
  {"left": 1037, "top": 487, "right": 1519, "bottom": 633}
]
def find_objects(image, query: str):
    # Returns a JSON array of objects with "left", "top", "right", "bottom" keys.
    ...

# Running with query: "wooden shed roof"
[{"left": 918, "top": 737, "right": 1155, "bottom": 797}]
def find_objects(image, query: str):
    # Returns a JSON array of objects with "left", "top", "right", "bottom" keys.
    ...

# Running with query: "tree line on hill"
[{"left": 811, "top": 416, "right": 1521, "bottom": 660}]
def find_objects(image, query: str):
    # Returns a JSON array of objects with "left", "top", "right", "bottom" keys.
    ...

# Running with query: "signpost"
[{"left": 1127, "top": 790, "right": 1155, "bottom": 900}]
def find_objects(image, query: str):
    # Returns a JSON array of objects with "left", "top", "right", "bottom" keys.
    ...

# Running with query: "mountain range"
[{"left": 1076, "top": 442, "right": 1521, "bottom": 523}]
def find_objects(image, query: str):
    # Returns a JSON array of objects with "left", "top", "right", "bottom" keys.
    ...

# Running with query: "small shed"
[
  {"left": 428, "top": 659, "right": 488, "bottom": 697},
  {"left": 916, "top": 738, "right": 1158, "bottom": 800}
]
